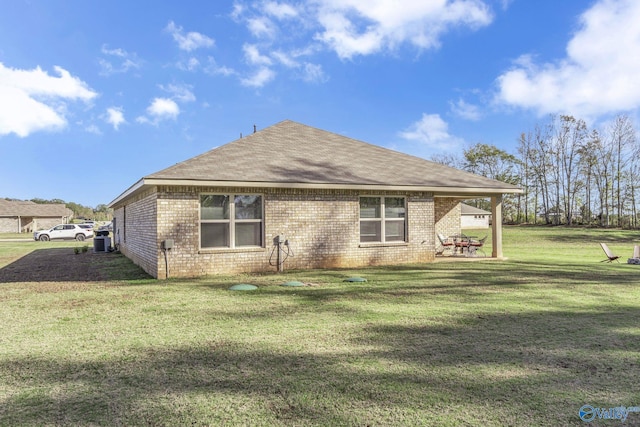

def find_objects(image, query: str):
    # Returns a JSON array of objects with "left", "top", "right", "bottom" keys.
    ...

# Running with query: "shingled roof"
[
  {"left": 461, "top": 203, "right": 491, "bottom": 215},
  {"left": 0, "top": 199, "right": 70, "bottom": 217},
  {"left": 112, "top": 120, "right": 520, "bottom": 205}
]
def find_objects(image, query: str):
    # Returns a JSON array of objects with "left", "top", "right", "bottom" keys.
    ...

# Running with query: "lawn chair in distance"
[
  {"left": 627, "top": 245, "right": 640, "bottom": 264},
  {"left": 600, "top": 243, "right": 621, "bottom": 263}
]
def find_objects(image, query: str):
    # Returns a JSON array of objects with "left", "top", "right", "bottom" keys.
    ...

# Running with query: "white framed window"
[
  {"left": 359, "top": 196, "right": 406, "bottom": 243},
  {"left": 200, "top": 194, "right": 263, "bottom": 248}
]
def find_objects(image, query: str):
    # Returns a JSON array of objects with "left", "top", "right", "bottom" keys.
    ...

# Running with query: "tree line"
[{"left": 433, "top": 114, "right": 638, "bottom": 227}]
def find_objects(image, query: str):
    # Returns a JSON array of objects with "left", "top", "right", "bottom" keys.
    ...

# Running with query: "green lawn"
[{"left": 1, "top": 227, "right": 640, "bottom": 426}]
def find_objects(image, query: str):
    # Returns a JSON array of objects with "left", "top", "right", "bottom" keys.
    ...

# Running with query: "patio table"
[{"left": 450, "top": 234, "right": 477, "bottom": 256}]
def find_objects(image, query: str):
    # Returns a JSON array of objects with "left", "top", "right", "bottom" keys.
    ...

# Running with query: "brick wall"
[
  {"left": 434, "top": 198, "right": 461, "bottom": 238},
  {"left": 114, "top": 186, "right": 457, "bottom": 278},
  {"left": 113, "top": 189, "right": 159, "bottom": 277},
  {"left": 0, "top": 218, "right": 17, "bottom": 233},
  {"left": 0, "top": 217, "right": 66, "bottom": 233},
  {"left": 31, "top": 218, "right": 63, "bottom": 232}
]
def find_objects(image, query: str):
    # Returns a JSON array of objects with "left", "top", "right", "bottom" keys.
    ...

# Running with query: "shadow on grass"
[
  {"left": 510, "top": 226, "right": 640, "bottom": 245},
  {"left": 0, "top": 248, "right": 151, "bottom": 283},
  {"left": 212, "top": 260, "right": 640, "bottom": 307},
  {"left": 1, "top": 305, "right": 639, "bottom": 426}
]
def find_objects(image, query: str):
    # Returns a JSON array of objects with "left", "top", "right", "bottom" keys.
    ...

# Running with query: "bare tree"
[
  {"left": 607, "top": 115, "right": 636, "bottom": 226},
  {"left": 553, "top": 115, "right": 587, "bottom": 225},
  {"left": 577, "top": 130, "right": 601, "bottom": 225},
  {"left": 429, "top": 152, "right": 463, "bottom": 169}
]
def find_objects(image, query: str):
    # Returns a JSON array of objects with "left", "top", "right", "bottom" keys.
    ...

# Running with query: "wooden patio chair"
[
  {"left": 437, "top": 233, "right": 454, "bottom": 255},
  {"left": 600, "top": 243, "right": 620, "bottom": 263}
]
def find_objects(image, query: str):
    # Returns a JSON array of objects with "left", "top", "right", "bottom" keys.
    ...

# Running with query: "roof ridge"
[{"left": 125, "top": 120, "right": 520, "bottom": 197}]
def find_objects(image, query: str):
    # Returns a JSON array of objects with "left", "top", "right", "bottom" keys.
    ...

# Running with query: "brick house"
[
  {"left": 0, "top": 199, "right": 72, "bottom": 233},
  {"left": 109, "top": 120, "right": 521, "bottom": 278}
]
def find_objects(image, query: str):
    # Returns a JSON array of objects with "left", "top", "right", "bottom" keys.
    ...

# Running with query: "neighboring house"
[
  {"left": 109, "top": 120, "right": 521, "bottom": 278},
  {"left": 461, "top": 203, "right": 491, "bottom": 229},
  {"left": 0, "top": 199, "right": 73, "bottom": 233}
]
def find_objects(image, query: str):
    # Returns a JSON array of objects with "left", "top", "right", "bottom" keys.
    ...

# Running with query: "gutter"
[{"left": 109, "top": 177, "right": 523, "bottom": 207}]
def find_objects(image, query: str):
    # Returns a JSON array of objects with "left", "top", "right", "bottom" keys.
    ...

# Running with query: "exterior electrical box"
[{"left": 162, "top": 239, "right": 174, "bottom": 250}]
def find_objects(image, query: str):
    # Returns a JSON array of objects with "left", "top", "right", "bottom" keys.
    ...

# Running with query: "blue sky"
[{"left": 1, "top": 0, "right": 639, "bottom": 207}]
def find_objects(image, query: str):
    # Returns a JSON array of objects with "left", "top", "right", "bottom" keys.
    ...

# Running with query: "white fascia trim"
[
  {"left": 148, "top": 178, "right": 522, "bottom": 193},
  {"left": 110, "top": 178, "right": 522, "bottom": 206},
  {"left": 108, "top": 178, "right": 145, "bottom": 208}
]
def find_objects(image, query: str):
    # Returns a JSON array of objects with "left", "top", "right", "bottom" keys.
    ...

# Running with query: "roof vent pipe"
[{"left": 253, "top": 124, "right": 257, "bottom": 133}]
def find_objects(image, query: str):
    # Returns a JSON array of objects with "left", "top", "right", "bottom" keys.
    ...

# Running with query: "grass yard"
[{"left": 1, "top": 226, "right": 640, "bottom": 426}]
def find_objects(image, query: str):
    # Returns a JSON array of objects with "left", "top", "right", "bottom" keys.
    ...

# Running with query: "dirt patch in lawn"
[{"left": 0, "top": 248, "right": 147, "bottom": 283}]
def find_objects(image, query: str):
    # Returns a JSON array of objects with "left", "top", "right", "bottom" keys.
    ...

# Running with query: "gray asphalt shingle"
[
  {"left": 146, "top": 120, "right": 520, "bottom": 192},
  {"left": 0, "top": 199, "right": 70, "bottom": 217}
]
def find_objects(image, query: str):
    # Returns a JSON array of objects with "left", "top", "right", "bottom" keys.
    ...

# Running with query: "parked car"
[
  {"left": 97, "top": 221, "right": 113, "bottom": 232},
  {"left": 34, "top": 224, "right": 94, "bottom": 241},
  {"left": 82, "top": 220, "right": 97, "bottom": 228}
]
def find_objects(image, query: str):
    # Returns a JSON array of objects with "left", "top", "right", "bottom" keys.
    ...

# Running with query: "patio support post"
[{"left": 491, "top": 194, "right": 503, "bottom": 258}]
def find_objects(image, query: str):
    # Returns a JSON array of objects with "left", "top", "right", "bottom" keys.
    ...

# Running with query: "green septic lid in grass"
[
  {"left": 344, "top": 277, "right": 367, "bottom": 282},
  {"left": 281, "top": 281, "right": 305, "bottom": 287},
  {"left": 229, "top": 284, "right": 258, "bottom": 291}
]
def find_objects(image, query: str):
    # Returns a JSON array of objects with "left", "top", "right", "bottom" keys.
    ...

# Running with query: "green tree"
[{"left": 462, "top": 143, "right": 521, "bottom": 221}]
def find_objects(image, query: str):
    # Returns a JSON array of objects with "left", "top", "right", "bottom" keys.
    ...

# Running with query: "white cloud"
[
  {"left": 247, "top": 16, "right": 276, "bottom": 39},
  {"left": 231, "top": 2, "right": 245, "bottom": 20},
  {"left": 302, "top": 62, "right": 328, "bottom": 83},
  {"left": 105, "top": 107, "right": 125, "bottom": 130},
  {"left": 160, "top": 83, "right": 196, "bottom": 103},
  {"left": 241, "top": 67, "right": 276, "bottom": 87},
  {"left": 225, "top": 0, "right": 495, "bottom": 91},
  {"left": 263, "top": 1, "right": 298, "bottom": 19},
  {"left": 230, "top": 0, "right": 494, "bottom": 86},
  {"left": 148, "top": 98, "right": 179, "bottom": 118},
  {"left": 450, "top": 98, "right": 482, "bottom": 121},
  {"left": 85, "top": 124, "right": 102, "bottom": 135},
  {"left": 495, "top": 0, "right": 640, "bottom": 118},
  {"left": 0, "top": 63, "right": 97, "bottom": 138},
  {"left": 204, "top": 57, "right": 237, "bottom": 76},
  {"left": 99, "top": 45, "right": 141, "bottom": 76},
  {"left": 243, "top": 44, "right": 273, "bottom": 66},
  {"left": 137, "top": 98, "right": 180, "bottom": 124},
  {"left": 314, "top": 0, "right": 493, "bottom": 59},
  {"left": 272, "top": 50, "right": 299, "bottom": 68},
  {"left": 165, "top": 21, "right": 214, "bottom": 51},
  {"left": 176, "top": 57, "right": 201, "bottom": 72},
  {"left": 270, "top": 51, "right": 327, "bottom": 83},
  {"left": 399, "top": 113, "right": 463, "bottom": 151},
  {"left": 101, "top": 46, "right": 127, "bottom": 57}
]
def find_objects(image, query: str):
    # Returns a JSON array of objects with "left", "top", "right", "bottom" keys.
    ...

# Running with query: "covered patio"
[{"left": 435, "top": 193, "right": 516, "bottom": 260}]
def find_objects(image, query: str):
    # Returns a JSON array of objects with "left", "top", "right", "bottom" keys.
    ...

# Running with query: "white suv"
[{"left": 34, "top": 224, "right": 94, "bottom": 241}]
